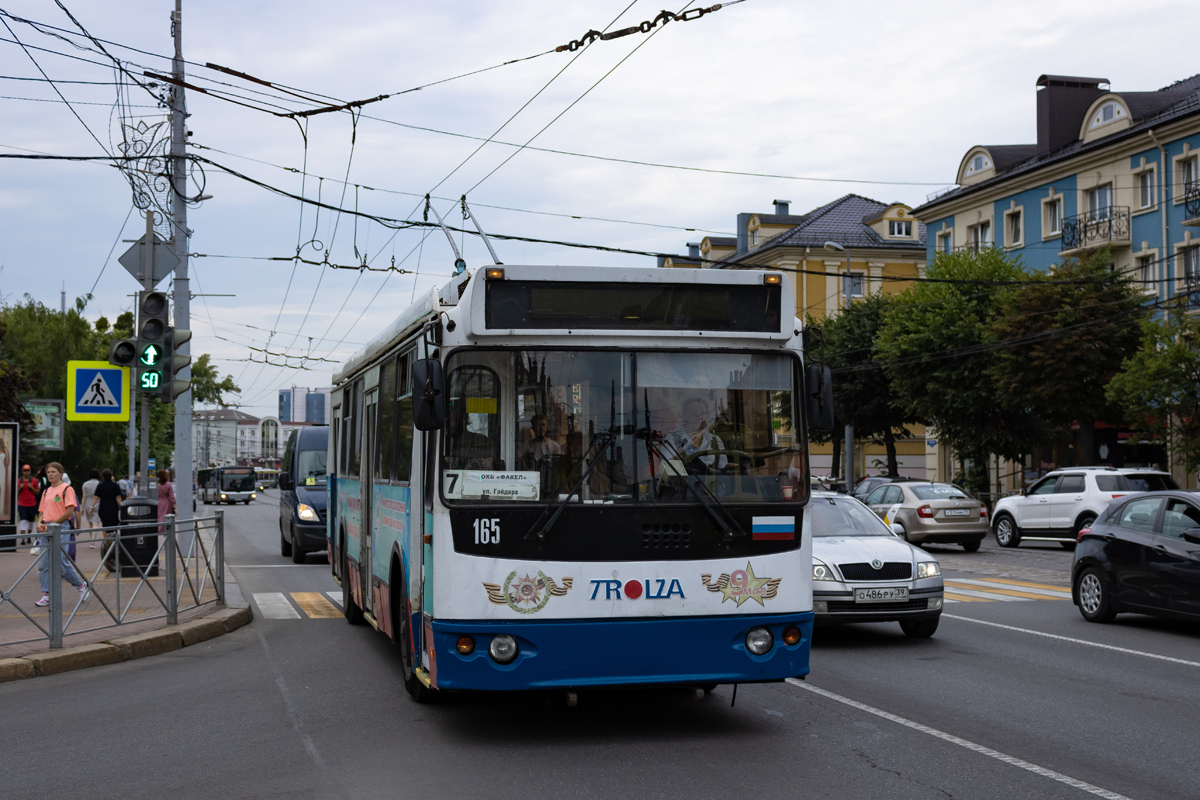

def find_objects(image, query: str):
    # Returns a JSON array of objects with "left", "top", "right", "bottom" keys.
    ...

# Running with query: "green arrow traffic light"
[{"left": 139, "top": 343, "right": 163, "bottom": 367}]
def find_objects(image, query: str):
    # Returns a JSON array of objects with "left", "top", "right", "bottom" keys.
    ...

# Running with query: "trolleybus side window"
[
  {"left": 376, "top": 358, "right": 395, "bottom": 482},
  {"left": 395, "top": 351, "right": 414, "bottom": 482},
  {"left": 444, "top": 366, "right": 502, "bottom": 470},
  {"left": 350, "top": 379, "right": 363, "bottom": 478}
]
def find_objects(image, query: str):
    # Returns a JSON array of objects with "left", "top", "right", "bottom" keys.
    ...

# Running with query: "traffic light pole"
[
  {"left": 170, "top": 0, "right": 194, "bottom": 525},
  {"left": 141, "top": 211, "right": 153, "bottom": 497}
]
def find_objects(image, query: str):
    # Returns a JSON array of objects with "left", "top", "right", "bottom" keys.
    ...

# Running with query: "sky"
[{"left": 2, "top": 0, "right": 1198, "bottom": 418}]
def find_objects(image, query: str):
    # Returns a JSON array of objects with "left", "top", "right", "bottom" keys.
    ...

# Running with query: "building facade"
[
  {"left": 279, "top": 386, "right": 332, "bottom": 424},
  {"left": 915, "top": 74, "right": 1200, "bottom": 306}
]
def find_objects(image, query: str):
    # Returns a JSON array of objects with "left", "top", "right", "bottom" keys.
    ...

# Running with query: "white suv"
[{"left": 991, "top": 467, "right": 1179, "bottom": 548}]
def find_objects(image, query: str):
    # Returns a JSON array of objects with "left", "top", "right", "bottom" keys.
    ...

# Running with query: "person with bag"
[
  {"left": 91, "top": 469, "right": 125, "bottom": 571},
  {"left": 34, "top": 462, "right": 88, "bottom": 607},
  {"left": 17, "top": 464, "right": 41, "bottom": 546}
]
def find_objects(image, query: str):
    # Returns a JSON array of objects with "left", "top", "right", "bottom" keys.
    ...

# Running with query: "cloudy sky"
[{"left": 2, "top": 0, "right": 1196, "bottom": 417}]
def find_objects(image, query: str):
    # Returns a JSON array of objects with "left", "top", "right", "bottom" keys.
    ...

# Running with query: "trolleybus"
[
  {"left": 328, "top": 265, "right": 833, "bottom": 701},
  {"left": 198, "top": 466, "right": 258, "bottom": 504}
]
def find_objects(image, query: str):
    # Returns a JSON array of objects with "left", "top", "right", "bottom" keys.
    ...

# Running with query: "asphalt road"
[{"left": 2, "top": 492, "right": 1197, "bottom": 799}]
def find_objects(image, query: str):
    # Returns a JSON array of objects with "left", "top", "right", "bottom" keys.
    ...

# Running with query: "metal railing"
[
  {"left": 1185, "top": 184, "right": 1200, "bottom": 221},
  {"left": 0, "top": 512, "right": 224, "bottom": 651},
  {"left": 1061, "top": 206, "right": 1130, "bottom": 251}
]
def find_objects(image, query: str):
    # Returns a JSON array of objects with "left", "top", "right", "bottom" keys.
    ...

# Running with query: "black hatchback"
[{"left": 1072, "top": 491, "right": 1200, "bottom": 623}]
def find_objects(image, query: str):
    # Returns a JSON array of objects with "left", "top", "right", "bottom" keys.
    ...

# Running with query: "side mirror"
[
  {"left": 806, "top": 364, "right": 834, "bottom": 431},
  {"left": 411, "top": 358, "right": 447, "bottom": 431},
  {"left": 890, "top": 523, "right": 904, "bottom": 536},
  {"left": 277, "top": 472, "right": 292, "bottom": 491},
  {"left": 1182, "top": 527, "right": 1200, "bottom": 544}
]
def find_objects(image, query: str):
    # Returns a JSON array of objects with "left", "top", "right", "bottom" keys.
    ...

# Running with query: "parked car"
[
  {"left": 278, "top": 425, "right": 329, "bottom": 564},
  {"left": 810, "top": 492, "right": 944, "bottom": 637},
  {"left": 861, "top": 481, "right": 988, "bottom": 551},
  {"left": 1072, "top": 490, "right": 1200, "bottom": 623},
  {"left": 852, "top": 476, "right": 899, "bottom": 501},
  {"left": 992, "top": 467, "right": 1179, "bottom": 549}
]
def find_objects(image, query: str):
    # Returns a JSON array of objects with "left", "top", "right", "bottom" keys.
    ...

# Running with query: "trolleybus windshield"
[{"left": 441, "top": 349, "right": 806, "bottom": 507}]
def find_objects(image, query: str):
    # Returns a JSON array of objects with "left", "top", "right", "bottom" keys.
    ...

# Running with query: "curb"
[{"left": 0, "top": 606, "right": 253, "bottom": 684}]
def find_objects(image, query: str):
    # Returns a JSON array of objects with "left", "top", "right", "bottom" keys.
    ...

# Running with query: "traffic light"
[
  {"left": 136, "top": 290, "right": 169, "bottom": 395},
  {"left": 107, "top": 338, "right": 137, "bottom": 368},
  {"left": 158, "top": 327, "right": 192, "bottom": 402}
]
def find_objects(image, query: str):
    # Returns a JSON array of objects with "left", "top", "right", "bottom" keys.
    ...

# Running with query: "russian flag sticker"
[{"left": 751, "top": 516, "right": 795, "bottom": 541}]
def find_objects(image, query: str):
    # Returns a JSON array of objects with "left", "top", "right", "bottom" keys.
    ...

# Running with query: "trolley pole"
[{"left": 170, "top": 0, "right": 194, "bottom": 536}]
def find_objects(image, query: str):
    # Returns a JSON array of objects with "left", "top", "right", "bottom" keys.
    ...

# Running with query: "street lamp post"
[{"left": 824, "top": 241, "right": 854, "bottom": 492}]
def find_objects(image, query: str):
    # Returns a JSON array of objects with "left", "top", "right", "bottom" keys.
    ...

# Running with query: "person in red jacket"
[{"left": 17, "top": 464, "right": 41, "bottom": 546}]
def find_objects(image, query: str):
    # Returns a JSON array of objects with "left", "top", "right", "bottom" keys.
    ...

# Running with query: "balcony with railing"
[
  {"left": 1183, "top": 184, "right": 1200, "bottom": 226},
  {"left": 1059, "top": 206, "right": 1131, "bottom": 255}
]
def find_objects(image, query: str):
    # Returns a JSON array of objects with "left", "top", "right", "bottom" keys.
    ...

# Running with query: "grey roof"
[
  {"left": 763, "top": 194, "right": 925, "bottom": 251},
  {"left": 753, "top": 213, "right": 809, "bottom": 226},
  {"left": 916, "top": 73, "right": 1200, "bottom": 216},
  {"left": 982, "top": 144, "right": 1040, "bottom": 173},
  {"left": 704, "top": 237, "right": 736, "bottom": 247},
  {"left": 193, "top": 409, "right": 259, "bottom": 423}
]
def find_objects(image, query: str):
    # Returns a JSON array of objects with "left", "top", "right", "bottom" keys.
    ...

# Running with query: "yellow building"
[{"left": 662, "top": 196, "right": 934, "bottom": 481}]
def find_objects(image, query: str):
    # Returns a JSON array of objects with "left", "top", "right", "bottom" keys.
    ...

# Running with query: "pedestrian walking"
[
  {"left": 118, "top": 473, "right": 132, "bottom": 499},
  {"left": 34, "top": 462, "right": 88, "bottom": 607},
  {"left": 60, "top": 470, "right": 78, "bottom": 561},
  {"left": 81, "top": 468, "right": 101, "bottom": 547},
  {"left": 157, "top": 470, "right": 176, "bottom": 533},
  {"left": 91, "top": 469, "right": 124, "bottom": 571},
  {"left": 17, "top": 464, "right": 41, "bottom": 546}
]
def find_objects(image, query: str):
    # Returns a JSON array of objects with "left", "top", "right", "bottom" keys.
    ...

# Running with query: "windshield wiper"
[
  {"left": 523, "top": 431, "right": 614, "bottom": 542},
  {"left": 647, "top": 435, "right": 748, "bottom": 540}
]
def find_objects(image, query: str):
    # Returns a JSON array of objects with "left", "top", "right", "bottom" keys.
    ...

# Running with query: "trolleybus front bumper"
[{"left": 427, "top": 611, "right": 813, "bottom": 691}]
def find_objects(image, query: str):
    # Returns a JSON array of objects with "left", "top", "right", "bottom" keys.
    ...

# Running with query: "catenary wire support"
[
  {"left": 461, "top": 196, "right": 502, "bottom": 265},
  {"left": 424, "top": 194, "right": 466, "bottom": 274},
  {"left": 555, "top": 4, "right": 729, "bottom": 51}
]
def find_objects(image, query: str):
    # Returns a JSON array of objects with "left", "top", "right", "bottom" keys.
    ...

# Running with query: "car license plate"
[
  {"left": 944, "top": 509, "right": 970, "bottom": 516},
  {"left": 854, "top": 586, "right": 909, "bottom": 603}
]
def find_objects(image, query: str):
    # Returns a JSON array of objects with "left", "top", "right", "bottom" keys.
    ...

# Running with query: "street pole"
[
  {"left": 170, "top": 0, "right": 194, "bottom": 529},
  {"left": 141, "top": 211, "right": 153, "bottom": 497}
]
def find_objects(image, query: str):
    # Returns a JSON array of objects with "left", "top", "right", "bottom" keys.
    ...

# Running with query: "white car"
[
  {"left": 810, "top": 492, "right": 944, "bottom": 638},
  {"left": 991, "top": 467, "right": 1179, "bottom": 548}
]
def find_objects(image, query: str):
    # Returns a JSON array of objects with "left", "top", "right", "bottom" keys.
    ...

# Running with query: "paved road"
[{"left": 2, "top": 493, "right": 1197, "bottom": 799}]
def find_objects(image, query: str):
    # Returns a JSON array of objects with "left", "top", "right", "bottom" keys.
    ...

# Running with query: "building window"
[
  {"left": 1043, "top": 197, "right": 1063, "bottom": 237},
  {"left": 1088, "top": 101, "right": 1126, "bottom": 130},
  {"left": 889, "top": 220, "right": 912, "bottom": 237},
  {"left": 844, "top": 272, "right": 864, "bottom": 299},
  {"left": 966, "top": 153, "right": 991, "bottom": 176},
  {"left": 1138, "top": 170, "right": 1156, "bottom": 210},
  {"left": 1005, "top": 209, "right": 1023, "bottom": 248},
  {"left": 1088, "top": 184, "right": 1113, "bottom": 220},
  {"left": 1182, "top": 157, "right": 1198, "bottom": 195},
  {"left": 936, "top": 230, "right": 953, "bottom": 254},
  {"left": 750, "top": 228, "right": 759, "bottom": 247},
  {"left": 1184, "top": 246, "right": 1200, "bottom": 291},
  {"left": 1136, "top": 255, "right": 1155, "bottom": 288},
  {"left": 969, "top": 221, "right": 992, "bottom": 252}
]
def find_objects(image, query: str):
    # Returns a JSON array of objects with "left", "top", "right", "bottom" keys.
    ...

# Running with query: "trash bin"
[{"left": 118, "top": 497, "right": 160, "bottom": 578}]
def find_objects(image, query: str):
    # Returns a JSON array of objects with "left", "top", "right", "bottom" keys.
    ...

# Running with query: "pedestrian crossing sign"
[{"left": 67, "top": 360, "right": 131, "bottom": 422}]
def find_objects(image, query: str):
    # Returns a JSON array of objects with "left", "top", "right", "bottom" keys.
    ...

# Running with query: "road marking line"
[
  {"left": 785, "top": 679, "right": 1133, "bottom": 800},
  {"left": 291, "top": 592, "right": 341, "bottom": 619},
  {"left": 940, "top": 586, "right": 1029, "bottom": 601},
  {"left": 948, "top": 579, "right": 1071, "bottom": 599},
  {"left": 253, "top": 592, "right": 301, "bottom": 619},
  {"left": 326, "top": 592, "right": 342, "bottom": 608},
  {"left": 977, "top": 576, "right": 1072, "bottom": 592},
  {"left": 944, "top": 615, "right": 1200, "bottom": 668},
  {"left": 943, "top": 592, "right": 989, "bottom": 603},
  {"left": 945, "top": 581, "right": 1066, "bottom": 601}
]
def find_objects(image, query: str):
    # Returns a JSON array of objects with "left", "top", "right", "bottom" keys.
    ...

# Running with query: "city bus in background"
[
  {"left": 328, "top": 265, "right": 833, "bottom": 702},
  {"left": 256, "top": 467, "right": 280, "bottom": 491},
  {"left": 198, "top": 466, "right": 258, "bottom": 504}
]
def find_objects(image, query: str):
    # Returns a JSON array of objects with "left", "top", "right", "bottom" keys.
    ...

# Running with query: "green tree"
[
  {"left": 989, "top": 251, "right": 1148, "bottom": 456},
  {"left": 1106, "top": 304, "right": 1200, "bottom": 471},
  {"left": 823, "top": 293, "right": 920, "bottom": 477},
  {"left": 191, "top": 353, "right": 240, "bottom": 406},
  {"left": 875, "top": 248, "right": 1039, "bottom": 498}
]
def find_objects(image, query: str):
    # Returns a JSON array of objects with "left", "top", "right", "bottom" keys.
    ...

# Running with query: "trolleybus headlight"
[
  {"left": 456, "top": 636, "right": 476, "bottom": 655},
  {"left": 782, "top": 625, "right": 802, "bottom": 646},
  {"left": 745, "top": 627, "right": 773, "bottom": 655},
  {"left": 489, "top": 634, "right": 518, "bottom": 664},
  {"left": 220, "top": 494, "right": 227, "bottom": 500}
]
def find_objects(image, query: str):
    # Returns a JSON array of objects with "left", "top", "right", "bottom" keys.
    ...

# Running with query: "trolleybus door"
[{"left": 361, "top": 389, "right": 378, "bottom": 615}]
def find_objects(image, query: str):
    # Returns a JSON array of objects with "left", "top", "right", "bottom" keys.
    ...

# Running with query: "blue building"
[{"left": 913, "top": 74, "right": 1200, "bottom": 306}]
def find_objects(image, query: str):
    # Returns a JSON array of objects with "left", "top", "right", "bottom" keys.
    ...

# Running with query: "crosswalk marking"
[
  {"left": 326, "top": 592, "right": 342, "bottom": 608},
  {"left": 942, "top": 577, "right": 1071, "bottom": 604},
  {"left": 253, "top": 592, "right": 301, "bottom": 619},
  {"left": 292, "top": 592, "right": 341, "bottom": 618}
]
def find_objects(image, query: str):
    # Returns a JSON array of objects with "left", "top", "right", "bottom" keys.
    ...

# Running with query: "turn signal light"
[
  {"left": 763, "top": 273, "right": 783, "bottom": 285},
  {"left": 456, "top": 636, "right": 475, "bottom": 655},
  {"left": 1077, "top": 528, "right": 1091, "bottom": 541},
  {"left": 917, "top": 504, "right": 934, "bottom": 518},
  {"left": 782, "top": 625, "right": 802, "bottom": 646},
  {"left": 485, "top": 267, "right": 505, "bottom": 280}
]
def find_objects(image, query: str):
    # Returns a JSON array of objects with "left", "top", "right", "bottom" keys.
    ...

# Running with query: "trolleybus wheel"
[{"left": 394, "top": 575, "right": 434, "bottom": 703}]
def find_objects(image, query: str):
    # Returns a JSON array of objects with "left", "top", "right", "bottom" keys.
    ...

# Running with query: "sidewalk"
[{"left": 0, "top": 526, "right": 251, "bottom": 683}]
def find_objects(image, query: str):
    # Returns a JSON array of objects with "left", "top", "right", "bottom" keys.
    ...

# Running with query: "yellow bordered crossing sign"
[{"left": 67, "top": 360, "right": 131, "bottom": 422}]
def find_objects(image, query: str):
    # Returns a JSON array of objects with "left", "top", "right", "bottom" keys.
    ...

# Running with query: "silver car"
[
  {"left": 862, "top": 482, "right": 988, "bottom": 551},
  {"left": 810, "top": 492, "right": 944, "bottom": 637}
]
